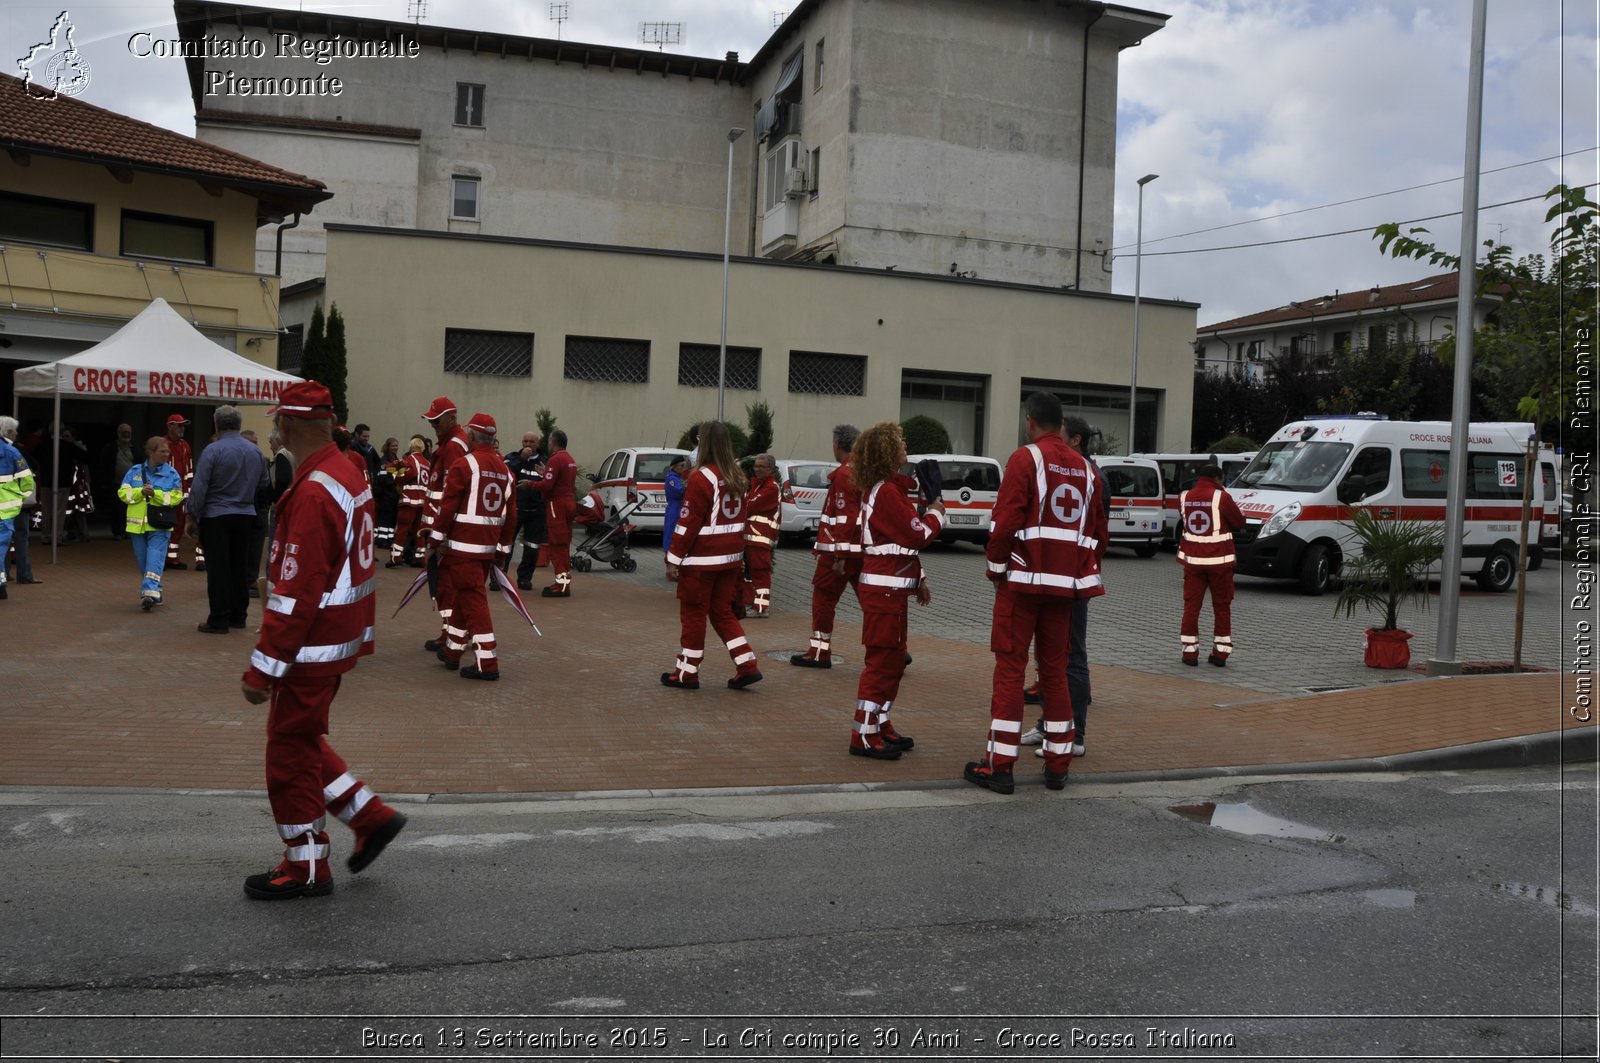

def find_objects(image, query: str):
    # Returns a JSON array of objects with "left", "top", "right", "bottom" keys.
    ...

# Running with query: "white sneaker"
[
  {"left": 1019, "top": 726, "right": 1044, "bottom": 746},
  {"left": 1072, "top": 742, "right": 1085, "bottom": 757},
  {"left": 1034, "top": 746, "right": 1045, "bottom": 758}
]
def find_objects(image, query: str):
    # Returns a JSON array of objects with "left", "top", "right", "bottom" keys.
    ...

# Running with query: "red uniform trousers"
[
  {"left": 1181, "top": 565, "right": 1235, "bottom": 661},
  {"left": 803, "top": 555, "right": 860, "bottom": 662},
  {"left": 852, "top": 588, "right": 910, "bottom": 747},
  {"left": 264, "top": 675, "right": 396, "bottom": 884},
  {"left": 166, "top": 510, "right": 203, "bottom": 565},
  {"left": 439, "top": 558, "right": 500, "bottom": 673},
  {"left": 390, "top": 506, "right": 423, "bottom": 563},
  {"left": 741, "top": 544, "right": 774, "bottom": 614},
  {"left": 988, "top": 586, "right": 1073, "bottom": 774},
  {"left": 544, "top": 504, "right": 573, "bottom": 593},
  {"left": 668, "top": 567, "right": 759, "bottom": 682}
]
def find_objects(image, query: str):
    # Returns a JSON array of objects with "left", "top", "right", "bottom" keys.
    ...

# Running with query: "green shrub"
[
  {"left": 1207, "top": 434, "right": 1258, "bottom": 453},
  {"left": 900, "top": 414, "right": 951, "bottom": 453}
]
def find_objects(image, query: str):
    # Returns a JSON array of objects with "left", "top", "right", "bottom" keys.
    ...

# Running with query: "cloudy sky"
[{"left": 5, "top": 0, "right": 1595, "bottom": 325}]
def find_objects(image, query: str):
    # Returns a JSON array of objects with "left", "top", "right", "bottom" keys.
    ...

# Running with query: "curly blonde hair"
[{"left": 850, "top": 421, "right": 904, "bottom": 493}]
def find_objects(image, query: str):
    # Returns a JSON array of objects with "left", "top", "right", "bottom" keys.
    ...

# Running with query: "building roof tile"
[{"left": 1199, "top": 271, "right": 1476, "bottom": 334}]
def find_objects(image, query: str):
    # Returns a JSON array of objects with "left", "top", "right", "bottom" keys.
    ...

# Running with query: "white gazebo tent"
[{"left": 12, "top": 298, "right": 303, "bottom": 563}]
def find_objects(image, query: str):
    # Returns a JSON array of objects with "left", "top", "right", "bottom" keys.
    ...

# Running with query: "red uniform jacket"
[
  {"left": 667, "top": 465, "right": 746, "bottom": 571},
  {"left": 528, "top": 448, "right": 578, "bottom": 546},
  {"left": 422, "top": 427, "right": 468, "bottom": 533},
  {"left": 397, "top": 453, "right": 430, "bottom": 507},
  {"left": 344, "top": 447, "right": 370, "bottom": 484},
  {"left": 1177, "top": 476, "right": 1245, "bottom": 567},
  {"left": 859, "top": 473, "right": 943, "bottom": 595},
  {"left": 169, "top": 436, "right": 194, "bottom": 493},
  {"left": 814, "top": 462, "right": 861, "bottom": 556},
  {"left": 431, "top": 441, "right": 518, "bottom": 564},
  {"left": 987, "top": 435, "right": 1106, "bottom": 598},
  {"left": 744, "top": 475, "right": 779, "bottom": 549},
  {"left": 245, "top": 442, "right": 376, "bottom": 688}
]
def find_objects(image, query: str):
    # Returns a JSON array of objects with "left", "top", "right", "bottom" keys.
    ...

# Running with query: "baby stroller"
[{"left": 571, "top": 493, "right": 641, "bottom": 573}]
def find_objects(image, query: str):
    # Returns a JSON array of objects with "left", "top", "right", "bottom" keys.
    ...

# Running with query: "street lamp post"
[
  {"left": 1128, "top": 173, "right": 1158, "bottom": 455},
  {"left": 718, "top": 127, "right": 747, "bottom": 422}
]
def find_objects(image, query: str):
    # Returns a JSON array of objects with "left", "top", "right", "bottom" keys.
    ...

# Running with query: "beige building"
[
  {"left": 0, "top": 70, "right": 328, "bottom": 434},
  {"left": 176, "top": 0, "right": 1192, "bottom": 462}
]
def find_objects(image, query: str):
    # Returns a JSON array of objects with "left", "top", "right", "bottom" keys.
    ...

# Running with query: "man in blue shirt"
[{"left": 189, "top": 405, "right": 267, "bottom": 634}]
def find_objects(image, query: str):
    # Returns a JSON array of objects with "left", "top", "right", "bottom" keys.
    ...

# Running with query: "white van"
[
  {"left": 1230, "top": 417, "right": 1547, "bottom": 595},
  {"left": 901, "top": 453, "right": 1003, "bottom": 544},
  {"left": 1092, "top": 456, "right": 1166, "bottom": 557}
]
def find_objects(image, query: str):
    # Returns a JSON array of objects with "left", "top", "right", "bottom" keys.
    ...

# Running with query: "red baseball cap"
[
  {"left": 465, "top": 412, "right": 498, "bottom": 436},
  {"left": 166, "top": 413, "right": 190, "bottom": 425},
  {"left": 421, "top": 396, "right": 457, "bottom": 420},
  {"left": 268, "top": 381, "right": 337, "bottom": 420}
]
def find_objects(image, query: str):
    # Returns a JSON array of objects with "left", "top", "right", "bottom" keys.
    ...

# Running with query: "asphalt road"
[{"left": 1, "top": 764, "right": 1594, "bottom": 1061}]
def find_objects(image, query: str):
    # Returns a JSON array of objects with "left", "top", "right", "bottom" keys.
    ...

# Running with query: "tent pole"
[{"left": 51, "top": 391, "right": 60, "bottom": 566}]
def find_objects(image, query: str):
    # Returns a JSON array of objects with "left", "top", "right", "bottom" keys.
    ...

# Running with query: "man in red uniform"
[
  {"left": 386, "top": 438, "right": 430, "bottom": 567},
  {"left": 965, "top": 392, "right": 1106, "bottom": 794},
  {"left": 741, "top": 453, "right": 780, "bottom": 618},
  {"left": 791, "top": 424, "right": 861, "bottom": 669},
  {"left": 1178, "top": 462, "right": 1246, "bottom": 666},
  {"left": 529, "top": 429, "right": 577, "bottom": 598},
  {"left": 164, "top": 413, "right": 195, "bottom": 570},
  {"left": 240, "top": 380, "right": 405, "bottom": 899},
  {"left": 419, "top": 397, "right": 469, "bottom": 654},
  {"left": 335, "top": 426, "right": 371, "bottom": 484},
  {"left": 430, "top": 413, "right": 518, "bottom": 680}
]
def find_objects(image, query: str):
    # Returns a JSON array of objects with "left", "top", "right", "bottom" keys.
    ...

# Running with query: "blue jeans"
[
  {"left": 131, "top": 531, "right": 171, "bottom": 599},
  {"left": 0, "top": 513, "right": 11, "bottom": 587},
  {"left": 11, "top": 514, "right": 31, "bottom": 581},
  {"left": 1068, "top": 598, "right": 1091, "bottom": 741}
]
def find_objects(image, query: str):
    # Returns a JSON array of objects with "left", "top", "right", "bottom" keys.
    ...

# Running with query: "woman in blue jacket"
[
  {"left": 117, "top": 436, "right": 184, "bottom": 611},
  {"left": 661, "top": 454, "right": 689, "bottom": 558}
]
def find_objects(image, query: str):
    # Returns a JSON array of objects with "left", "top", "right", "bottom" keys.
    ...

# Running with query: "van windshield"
[
  {"left": 900, "top": 461, "right": 999, "bottom": 492},
  {"left": 1100, "top": 465, "right": 1161, "bottom": 498},
  {"left": 1236, "top": 441, "right": 1352, "bottom": 493},
  {"left": 635, "top": 452, "right": 682, "bottom": 482}
]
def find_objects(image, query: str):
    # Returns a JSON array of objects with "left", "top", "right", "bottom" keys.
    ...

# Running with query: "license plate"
[
  {"left": 1110, "top": 508, "right": 1130, "bottom": 520},
  {"left": 951, "top": 513, "right": 980, "bottom": 525}
]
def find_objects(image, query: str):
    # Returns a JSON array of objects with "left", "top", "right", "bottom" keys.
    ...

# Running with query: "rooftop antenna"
[
  {"left": 772, "top": 10, "right": 788, "bottom": 26},
  {"left": 549, "top": 2, "right": 569, "bottom": 41},
  {"left": 406, "top": 0, "right": 426, "bottom": 24},
  {"left": 639, "top": 21, "right": 683, "bottom": 51}
]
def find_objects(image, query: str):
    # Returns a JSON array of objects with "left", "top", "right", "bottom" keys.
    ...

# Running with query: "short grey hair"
[
  {"left": 753, "top": 452, "right": 776, "bottom": 470},
  {"left": 0, "top": 415, "right": 17, "bottom": 439},
  {"left": 214, "top": 405, "right": 243, "bottom": 431},
  {"left": 832, "top": 424, "right": 860, "bottom": 451}
]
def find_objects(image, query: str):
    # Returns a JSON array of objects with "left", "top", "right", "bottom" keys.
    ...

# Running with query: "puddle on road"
[
  {"left": 1363, "top": 888, "right": 1418, "bottom": 909},
  {"left": 1169, "top": 802, "right": 1343, "bottom": 843}
]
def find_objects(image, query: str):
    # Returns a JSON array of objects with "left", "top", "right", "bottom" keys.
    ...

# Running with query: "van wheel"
[
  {"left": 1527, "top": 547, "right": 1543, "bottom": 572},
  {"left": 1298, "top": 543, "right": 1332, "bottom": 596},
  {"left": 1134, "top": 544, "right": 1158, "bottom": 558},
  {"left": 1476, "top": 547, "right": 1517, "bottom": 593}
]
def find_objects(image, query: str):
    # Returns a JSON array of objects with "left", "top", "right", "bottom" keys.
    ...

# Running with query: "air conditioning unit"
[{"left": 783, "top": 167, "right": 808, "bottom": 197}]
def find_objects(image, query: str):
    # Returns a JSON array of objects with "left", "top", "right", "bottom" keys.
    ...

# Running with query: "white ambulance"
[
  {"left": 1230, "top": 417, "right": 1547, "bottom": 595},
  {"left": 1092, "top": 455, "right": 1167, "bottom": 557}
]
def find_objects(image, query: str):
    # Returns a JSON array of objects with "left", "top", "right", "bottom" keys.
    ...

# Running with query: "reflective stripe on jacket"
[
  {"left": 986, "top": 436, "right": 1106, "bottom": 598},
  {"left": 668, "top": 465, "right": 746, "bottom": 569},
  {"left": 1177, "top": 477, "right": 1246, "bottom": 567},
  {"left": 0, "top": 439, "right": 34, "bottom": 521},
  {"left": 117, "top": 462, "right": 183, "bottom": 533},
  {"left": 859, "top": 473, "right": 942, "bottom": 594}
]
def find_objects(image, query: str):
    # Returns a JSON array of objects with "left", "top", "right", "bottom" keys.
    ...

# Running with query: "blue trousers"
[
  {"left": 0, "top": 513, "right": 11, "bottom": 587},
  {"left": 131, "top": 531, "right": 171, "bottom": 599}
]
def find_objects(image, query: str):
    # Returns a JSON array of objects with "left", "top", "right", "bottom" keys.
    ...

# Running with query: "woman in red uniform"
[
  {"left": 849, "top": 422, "right": 944, "bottom": 758},
  {"left": 662, "top": 421, "right": 762, "bottom": 690}
]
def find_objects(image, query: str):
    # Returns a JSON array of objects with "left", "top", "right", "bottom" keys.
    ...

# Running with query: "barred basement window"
[
  {"left": 444, "top": 328, "right": 533, "bottom": 377},
  {"left": 278, "top": 324, "right": 304, "bottom": 374},
  {"left": 678, "top": 343, "right": 760, "bottom": 390},
  {"left": 788, "top": 350, "right": 865, "bottom": 396},
  {"left": 564, "top": 336, "right": 650, "bottom": 383}
]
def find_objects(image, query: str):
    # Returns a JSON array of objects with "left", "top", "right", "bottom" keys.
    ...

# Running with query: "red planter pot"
[{"left": 1364, "top": 627, "right": 1413, "bottom": 669}]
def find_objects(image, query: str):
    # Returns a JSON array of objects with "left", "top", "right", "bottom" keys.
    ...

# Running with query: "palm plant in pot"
[{"left": 1333, "top": 508, "right": 1444, "bottom": 668}]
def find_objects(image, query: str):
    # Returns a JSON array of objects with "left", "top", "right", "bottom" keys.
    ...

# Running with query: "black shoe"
[
  {"left": 385, "top": 560, "right": 402, "bottom": 569},
  {"left": 424, "top": 638, "right": 443, "bottom": 652},
  {"left": 661, "top": 672, "right": 699, "bottom": 689},
  {"left": 197, "top": 621, "right": 230, "bottom": 635},
  {"left": 243, "top": 867, "right": 333, "bottom": 900},
  {"left": 516, "top": 580, "right": 533, "bottom": 591},
  {"left": 903, "top": 652, "right": 913, "bottom": 667},
  {"left": 348, "top": 811, "right": 406, "bottom": 874},
  {"left": 437, "top": 648, "right": 458, "bottom": 671},
  {"left": 1208, "top": 653, "right": 1228, "bottom": 668},
  {"left": 228, "top": 618, "right": 247, "bottom": 629},
  {"left": 964, "top": 760, "right": 1014, "bottom": 794},
  {"left": 541, "top": 586, "right": 571, "bottom": 598},
  {"left": 460, "top": 665, "right": 499, "bottom": 681},
  {"left": 0, "top": 584, "right": 7, "bottom": 600},
  {"left": 1022, "top": 684, "right": 1042, "bottom": 705},
  {"left": 140, "top": 596, "right": 155, "bottom": 612},
  {"left": 1044, "top": 768, "right": 1069, "bottom": 791},
  {"left": 194, "top": 562, "right": 207, "bottom": 572},
  {"left": 849, "top": 741, "right": 902, "bottom": 761},
  {"left": 728, "top": 671, "right": 763, "bottom": 690},
  {"left": 167, "top": 561, "right": 187, "bottom": 571},
  {"left": 880, "top": 729, "right": 914, "bottom": 751},
  {"left": 790, "top": 654, "right": 831, "bottom": 669},
  {"left": 1182, "top": 657, "right": 1199, "bottom": 667}
]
